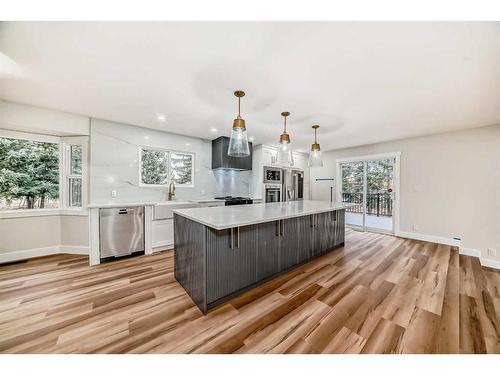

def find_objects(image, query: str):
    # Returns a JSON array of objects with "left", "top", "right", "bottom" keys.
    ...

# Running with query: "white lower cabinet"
[
  {"left": 152, "top": 218, "right": 174, "bottom": 250},
  {"left": 152, "top": 201, "right": 224, "bottom": 251}
]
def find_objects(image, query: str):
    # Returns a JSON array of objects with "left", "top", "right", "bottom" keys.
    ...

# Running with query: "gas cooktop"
[{"left": 214, "top": 196, "right": 253, "bottom": 206}]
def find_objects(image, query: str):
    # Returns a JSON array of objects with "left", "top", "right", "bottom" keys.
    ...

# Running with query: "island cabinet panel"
[
  {"left": 312, "top": 212, "right": 331, "bottom": 256},
  {"left": 257, "top": 221, "right": 281, "bottom": 279},
  {"left": 332, "top": 209, "right": 345, "bottom": 247},
  {"left": 206, "top": 225, "right": 258, "bottom": 304},
  {"left": 312, "top": 210, "right": 346, "bottom": 256},
  {"left": 279, "top": 217, "right": 300, "bottom": 271},
  {"left": 296, "top": 215, "right": 313, "bottom": 264},
  {"left": 173, "top": 214, "right": 207, "bottom": 312}
]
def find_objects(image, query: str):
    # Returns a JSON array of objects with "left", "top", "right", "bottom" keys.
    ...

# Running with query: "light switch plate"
[
  {"left": 111, "top": 190, "right": 117, "bottom": 198},
  {"left": 488, "top": 248, "right": 497, "bottom": 257}
]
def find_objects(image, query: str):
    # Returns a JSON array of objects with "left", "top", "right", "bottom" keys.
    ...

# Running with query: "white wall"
[
  {"left": 60, "top": 215, "right": 89, "bottom": 248},
  {"left": 0, "top": 100, "right": 89, "bottom": 136},
  {"left": 0, "top": 215, "right": 61, "bottom": 254},
  {"left": 89, "top": 118, "right": 252, "bottom": 203},
  {"left": 0, "top": 214, "right": 88, "bottom": 261},
  {"left": 310, "top": 124, "right": 500, "bottom": 263},
  {"left": 0, "top": 100, "right": 90, "bottom": 262}
]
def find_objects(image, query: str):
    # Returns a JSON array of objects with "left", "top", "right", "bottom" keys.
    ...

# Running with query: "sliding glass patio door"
[
  {"left": 340, "top": 161, "right": 364, "bottom": 227},
  {"left": 340, "top": 157, "right": 395, "bottom": 233}
]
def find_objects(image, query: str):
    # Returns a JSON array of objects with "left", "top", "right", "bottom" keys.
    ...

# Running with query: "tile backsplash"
[{"left": 90, "top": 118, "right": 252, "bottom": 204}]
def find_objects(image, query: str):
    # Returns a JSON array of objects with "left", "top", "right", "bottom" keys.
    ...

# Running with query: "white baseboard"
[
  {"left": 458, "top": 247, "right": 481, "bottom": 258},
  {"left": 0, "top": 245, "right": 89, "bottom": 264},
  {"left": 0, "top": 246, "right": 58, "bottom": 264},
  {"left": 152, "top": 242, "right": 174, "bottom": 252},
  {"left": 480, "top": 257, "right": 500, "bottom": 270},
  {"left": 395, "top": 230, "right": 460, "bottom": 247},
  {"left": 460, "top": 246, "right": 500, "bottom": 270},
  {"left": 59, "top": 246, "right": 89, "bottom": 255}
]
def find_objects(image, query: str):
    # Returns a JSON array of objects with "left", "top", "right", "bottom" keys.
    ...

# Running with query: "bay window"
[{"left": 0, "top": 130, "right": 88, "bottom": 216}]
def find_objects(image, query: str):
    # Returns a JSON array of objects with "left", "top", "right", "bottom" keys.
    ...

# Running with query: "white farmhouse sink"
[{"left": 154, "top": 201, "right": 199, "bottom": 220}]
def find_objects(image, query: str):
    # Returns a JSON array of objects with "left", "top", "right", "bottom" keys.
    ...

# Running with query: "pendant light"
[
  {"left": 228, "top": 90, "right": 250, "bottom": 157},
  {"left": 277, "top": 111, "right": 293, "bottom": 166},
  {"left": 308, "top": 125, "right": 323, "bottom": 167}
]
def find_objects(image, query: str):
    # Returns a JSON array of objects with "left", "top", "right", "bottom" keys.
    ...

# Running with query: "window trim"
[
  {"left": 60, "top": 136, "right": 88, "bottom": 210},
  {"left": 0, "top": 129, "right": 89, "bottom": 218},
  {"left": 138, "top": 146, "right": 195, "bottom": 188}
]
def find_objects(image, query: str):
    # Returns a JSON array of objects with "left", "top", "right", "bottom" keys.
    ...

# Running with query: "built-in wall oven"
[
  {"left": 265, "top": 184, "right": 282, "bottom": 203},
  {"left": 263, "top": 166, "right": 282, "bottom": 184}
]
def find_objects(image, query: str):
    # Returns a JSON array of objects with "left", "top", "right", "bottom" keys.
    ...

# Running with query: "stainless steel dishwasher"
[{"left": 99, "top": 206, "right": 145, "bottom": 259}]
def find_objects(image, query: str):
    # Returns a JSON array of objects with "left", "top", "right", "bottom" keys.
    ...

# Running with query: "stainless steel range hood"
[{"left": 211, "top": 136, "right": 253, "bottom": 170}]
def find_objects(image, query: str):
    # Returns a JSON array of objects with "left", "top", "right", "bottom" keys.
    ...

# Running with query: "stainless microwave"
[{"left": 263, "top": 166, "right": 282, "bottom": 184}]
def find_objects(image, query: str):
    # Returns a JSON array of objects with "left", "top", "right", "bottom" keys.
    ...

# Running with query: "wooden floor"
[{"left": 0, "top": 229, "right": 499, "bottom": 354}]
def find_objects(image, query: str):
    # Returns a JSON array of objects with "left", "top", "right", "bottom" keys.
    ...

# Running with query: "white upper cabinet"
[
  {"left": 255, "top": 144, "right": 307, "bottom": 169},
  {"left": 261, "top": 146, "right": 277, "bottom": 166}
]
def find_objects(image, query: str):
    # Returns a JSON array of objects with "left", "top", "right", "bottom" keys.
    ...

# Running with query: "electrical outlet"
[
  {"left": 111, "top": 190, "right": 117, "bottom": 198},
  {"left": 413, "top": 224, "right": 419, "bottom": 231},
  {"left": 488, "top": 248, "right": 497, "bottom": 257}
]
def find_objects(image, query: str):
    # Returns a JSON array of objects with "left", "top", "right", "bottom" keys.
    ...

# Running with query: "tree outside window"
[
  {"left": 0, "top": 137, "right": 59, "bottom": 210},
  {"left": 140, "top": 148, "right": 193, "bottom": 186}
]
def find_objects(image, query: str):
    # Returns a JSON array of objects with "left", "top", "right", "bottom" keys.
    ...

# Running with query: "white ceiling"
[{"left": 1, "top": 22, "right": 499, "bottom": 152}]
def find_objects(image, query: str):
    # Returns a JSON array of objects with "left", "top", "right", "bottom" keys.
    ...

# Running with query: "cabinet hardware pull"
[
  {"left": 281, "top": 220, "right": 285, "bottom": 236},
  {"left": 230, "top": 228, "right": 234, "bottom": 249},
  {"left": 237, "top": 227, "right": 240, "bottom": 248},
  {"left": 276, "top": 220, "right": 280, "bottom": 236}
]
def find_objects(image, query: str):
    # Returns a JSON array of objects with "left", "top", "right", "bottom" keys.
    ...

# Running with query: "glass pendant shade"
[
  {"left": 276, "top": 111, "right": 293, "bottom": 165},
  {"left": 228, "top": 90, "right": 250, "bottom": 157},
  {"left": 277, "top": 141, "right": 293, "bottom": 165},
  {"left": 308, "top": 149, "right": 323, "bottom": 167},
  {"left": 228, "top": 126, "right": 250, "bottom": 157},
  {"left": 308, "top": 125, "right": 323, "bottom": 167}
]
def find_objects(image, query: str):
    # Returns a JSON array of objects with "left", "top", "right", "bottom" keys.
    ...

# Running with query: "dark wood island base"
[{"left": 174, "top": 209, "right": 345, "bottom": 314}]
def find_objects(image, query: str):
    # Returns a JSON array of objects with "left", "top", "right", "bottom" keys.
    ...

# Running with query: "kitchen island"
[{"left": 173, "top": 201, "right": 349, "bottom": 314}]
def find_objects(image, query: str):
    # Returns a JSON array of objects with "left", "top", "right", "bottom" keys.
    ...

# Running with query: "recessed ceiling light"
[
  {"left": 249, "top": 136, "right": 254, "bottom": 141},
  {"left": 144, "top": 136, "right": 150, "bottom": 140},
  {"left": 185, "top": 143, "right": 191, "bottom": 146},
  {"left": 156, "top": 114, "right": 167, "bottom": 121},
  {"left": 210, "top": 128, "right": 218, "bottom": 132}
]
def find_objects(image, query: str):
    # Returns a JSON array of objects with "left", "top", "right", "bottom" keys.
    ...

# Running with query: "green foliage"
[
  {"left": 141, "top": 149, "right": 192, "bottom": 185},
  {"left": 170, "top": 152, "right": 192, "bottom": 185},
  {"left": 141, "top": 149, "right": 168, "bottom": 185},
  {"left": 0, "top": 138, "right": 59, "bottom": 209},
  {"left": 341, "top": 159, "right": 393, "bottom": 193},
  {"left": 70, "top": 145, "right": 82, "bottom": 175}
]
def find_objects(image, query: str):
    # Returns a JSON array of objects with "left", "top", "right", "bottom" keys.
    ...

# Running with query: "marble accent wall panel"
[{"left": 90, "top": 119, "right": 251, "bottom": 204}]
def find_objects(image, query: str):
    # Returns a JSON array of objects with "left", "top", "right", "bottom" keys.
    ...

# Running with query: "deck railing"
[{"left": 341, "top": 192, "right": 393, "bottom": 217}]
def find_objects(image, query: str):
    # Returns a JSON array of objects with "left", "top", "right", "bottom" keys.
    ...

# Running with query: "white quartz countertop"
[
  {"left": 87, "top": 199, "right": 222, "bottom": 209},
  {"left": 173, "top": 200, "right": 352, "bottom": 230},
  {"left": 87, "top": 202, "right": 158, "bottom": 208}
]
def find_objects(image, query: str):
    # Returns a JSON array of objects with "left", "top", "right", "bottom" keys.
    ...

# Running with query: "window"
[
  {"left": 68, "top": 145, "right": 83, "bottom": 207},
  {"left": 170, "top": 152, "right": 193, "bottom": 185},
  {"left": 0, "top": 130, "right": 88, "bottom": 214},
  {"left": 0, "top": 136, "right": 60, "bottom": 210},
  {"left": 140, "top": 147, "right": 194, "bottom": 187}
]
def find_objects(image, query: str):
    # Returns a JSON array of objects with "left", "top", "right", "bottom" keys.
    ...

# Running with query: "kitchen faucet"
[{"left": 168, "top": 182, "right": 176, "bottom": 201}]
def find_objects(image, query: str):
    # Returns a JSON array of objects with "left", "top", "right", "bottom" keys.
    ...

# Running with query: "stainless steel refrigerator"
[{"left": 282, "top": 169, "right": 304, "bottom": 201}]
